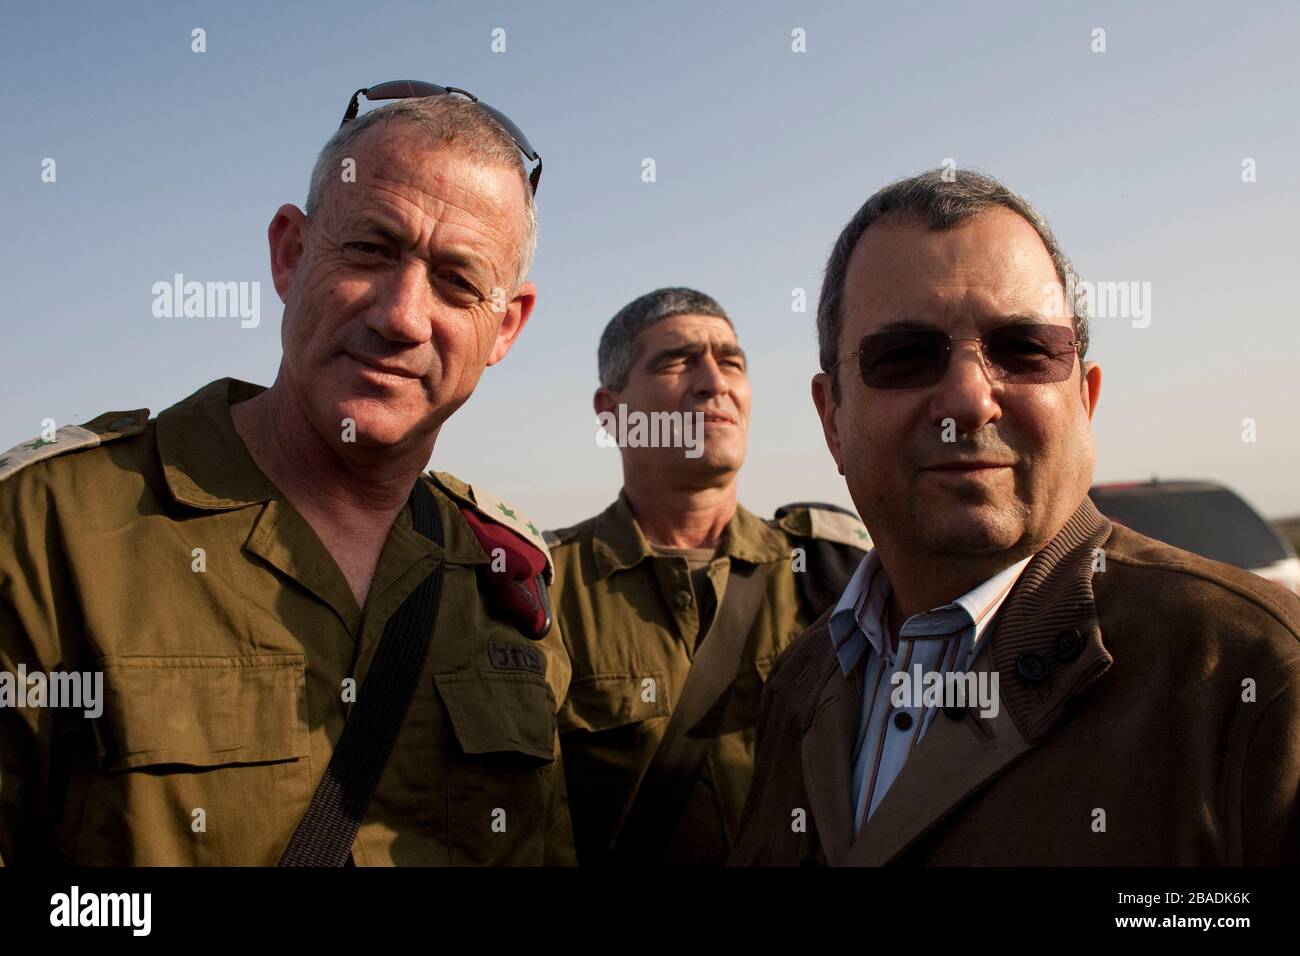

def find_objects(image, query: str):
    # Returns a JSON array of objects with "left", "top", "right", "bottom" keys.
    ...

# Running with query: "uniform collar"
[
  {"left": 156, "top": 377, "right": 281, "bottom": 510},
  {"left": 591, "top": 489, "right": 789, "bottom": 580},
  {"left": 153, "top": 376, "right": 485, "bottom": 567}
]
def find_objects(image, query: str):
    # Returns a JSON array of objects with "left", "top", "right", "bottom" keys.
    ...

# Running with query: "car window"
[{"left": 1089, "top": 488, "right": 1290, "bottom": 569}]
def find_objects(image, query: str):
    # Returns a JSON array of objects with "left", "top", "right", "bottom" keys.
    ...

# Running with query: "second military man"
[{"left": 547, "top": 288, "right": 868, "bottom": 865}]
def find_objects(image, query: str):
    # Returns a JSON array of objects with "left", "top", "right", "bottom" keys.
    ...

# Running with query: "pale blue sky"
[{"left": 2, "top": 1, "right": 1297, "bottom": 526}]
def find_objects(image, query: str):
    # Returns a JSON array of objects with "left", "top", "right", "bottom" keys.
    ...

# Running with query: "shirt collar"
[
  {"left": 153, "top": 376, "right": 484, "bottom": 566},
  {"left": 829, "top": 548, "right": 1032, "bottom": 676},
  {"left": 591, "top": 490, "right": 789, "bottom": 579},
  {"left": 156, "top": 377, "right": 281, "bottom": 509}
]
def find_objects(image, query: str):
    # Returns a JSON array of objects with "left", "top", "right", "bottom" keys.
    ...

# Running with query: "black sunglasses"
[
  {"left": 832, "top": 323, "right": 1080, "bottom": 390},
  {"left": 340, "top": 80, "right": 542, "bottom": 195}
]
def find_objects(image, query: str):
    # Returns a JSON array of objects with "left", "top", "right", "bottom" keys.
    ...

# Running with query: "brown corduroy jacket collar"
[{"left": 786, "top": 496, "right": 1113, "bottom": 866}]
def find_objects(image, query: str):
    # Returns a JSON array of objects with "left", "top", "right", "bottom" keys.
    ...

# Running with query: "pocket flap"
[
  {"left": 436, "top": 672, "right": 556, "bottom": 761},
  {"left": 98, "top": 654, "right": 308, "bottom": 770},
  {"left": 559, "top": 671, "right": 671, "bottom": 734}
]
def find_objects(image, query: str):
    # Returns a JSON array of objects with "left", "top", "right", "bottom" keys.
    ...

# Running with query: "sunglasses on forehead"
[
  {"left": 339, "top": 80, "right": 542, "bottom": 195},
  {"left": 831, "top": 322, "right": 1080, "bottom": 390}
]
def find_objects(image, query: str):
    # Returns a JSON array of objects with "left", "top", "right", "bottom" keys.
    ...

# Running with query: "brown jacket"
[{"left": 729, "top": 497, "right": 1300, "bottom": 866}]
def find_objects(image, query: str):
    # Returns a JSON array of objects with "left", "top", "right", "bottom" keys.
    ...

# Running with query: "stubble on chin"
[{"left": 906, "top": 480, "right": 1034, "bottom": 558}]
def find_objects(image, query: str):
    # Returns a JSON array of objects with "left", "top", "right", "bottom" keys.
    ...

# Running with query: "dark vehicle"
[{"left": 1090, "top": 479, "right": 1300, "bottom": 594}]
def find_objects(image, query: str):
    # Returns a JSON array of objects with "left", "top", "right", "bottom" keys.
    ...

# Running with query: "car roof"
[{"left": 1091, "top": 479, "right": 1229, "bottom": 496}]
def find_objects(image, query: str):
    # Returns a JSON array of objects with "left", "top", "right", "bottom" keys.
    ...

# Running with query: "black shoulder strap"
[
  {"left": 278, "top": 478, "right": 446, "bottom": 867},
  {"left": 611, "top": 561, "right": 773, "bottom": 863}
]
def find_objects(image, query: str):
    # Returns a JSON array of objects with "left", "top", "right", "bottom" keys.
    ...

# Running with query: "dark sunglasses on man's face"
[
  {"left": 339, "top": 80, "right": 542, "bottom": 194},
  {"left": 833, "top": 322, "right": 1080, "bottom": 390}
]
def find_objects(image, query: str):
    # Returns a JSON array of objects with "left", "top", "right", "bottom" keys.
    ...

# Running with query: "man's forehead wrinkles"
[
  {"left": 656, "top": 330, "right": 737, "bottom": 348},
  {"left": 361, "top": 178, "right": 475, "bottom": 223},
  {"left": 648, "top": 336, "right": 744, "bottom": 362},
  {"left": 341, "top": 181, "right": 509, "bottom": 255}
]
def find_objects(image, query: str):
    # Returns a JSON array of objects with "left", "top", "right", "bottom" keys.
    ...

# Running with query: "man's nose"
[
  {"left": 368, "top": 259, "right": 434, "bottom": 343},
  {"left": 928, "top": 339, "right": 1001, "bottom": 433},
  {"left": 691, "top": 354, "right": 729, "bottom": 397}
]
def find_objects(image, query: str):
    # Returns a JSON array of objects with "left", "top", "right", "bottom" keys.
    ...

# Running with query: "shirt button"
[
  {"left": 675, "top": 590, "right": 693, "bottom": 609},
  {"left": 893, "top": 710, "right": 913, "bottom": 731}
]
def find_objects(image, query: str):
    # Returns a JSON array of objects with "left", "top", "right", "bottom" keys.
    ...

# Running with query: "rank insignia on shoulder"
[
  {"left": 0, "top": 409, "right": 150, "bottom": 483},
  {"left": 774, "top": 501, "right": 872, "bottom": 619},
  {"left": 425, "top": 471, "right": 554, "bottom": 640},
  {"left": 774, "top": 501, "right": 872, "bottom": 550}
]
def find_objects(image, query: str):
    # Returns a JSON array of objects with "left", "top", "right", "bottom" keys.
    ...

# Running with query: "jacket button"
[
  {"left": 1016, "top": 652, "right": 1050, "bottom": 683},
  {"left": 1055, "top": 628, "right": 1083, "bottom": 661},
  {"left": 893, "top": 710, "right": 913, "bottom": 731},
  {"left": 942, "top": 703, "right": 967, "bottom": 720},
  {"left": 675, "top": 590, "right": 693, "bottom": 609}
]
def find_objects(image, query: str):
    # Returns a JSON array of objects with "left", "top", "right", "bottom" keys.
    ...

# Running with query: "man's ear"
[
  {"left": 811, "top": 371, "right": 845, "bottom": 476},
  {"left": 268, "top": 204, "right": 308, "bottom": 303},
  {"left": 486, "top": 281, "right": 537, "bottom": 366},
  {"left": 1081, "top": 361, "right": 1102, "bottom": 422},
  {"left": 593, "top": 386, "right": 619, "bottom": 418}
]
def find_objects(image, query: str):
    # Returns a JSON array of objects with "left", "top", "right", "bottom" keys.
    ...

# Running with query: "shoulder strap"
[
  {"left": 773, "top": 502, "right": 870, "bottom": 619},
  {"left": 611, "top": 561, "right": 773, "bottom": 863},
  {"left": 0, "top": 409, "right": 150, "bottom": 483},
  {"left": 278, "top": 478, "right": 446, "bottom": 867}
]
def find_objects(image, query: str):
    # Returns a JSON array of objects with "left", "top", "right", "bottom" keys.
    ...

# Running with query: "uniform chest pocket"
[
  {"left": 97, "top": 654, "right": 309, "bottom": 770},
  {"left": 434, "top": 670, "right": 560, "bottom": 865},
  {"left": 70, "top": 654, "right": 310, "bottom": 864},
  {"left": 435, "top": 670, "right": 558, "bottom": 762},
  {"left": 558, "top": 671, "right": 671, "bottom": 735}
]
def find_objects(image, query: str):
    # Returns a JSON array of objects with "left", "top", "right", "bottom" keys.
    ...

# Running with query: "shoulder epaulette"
[
  {"left": 426, "top": 470, "right": 553, "bottom": 580},
  {"left": 0, "top": 409, "right": 150, "bottom": 483},
  {"left": 542, "top": 521, "right": 589, "bottom": 550},
  {"left": 774, "top": 502, "right": 871, "bottom": 619},
  {"left": 773, "top": 501, "right": 872, "bottom": 551}
]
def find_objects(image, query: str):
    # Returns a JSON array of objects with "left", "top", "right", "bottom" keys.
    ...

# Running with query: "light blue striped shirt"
[{"left": 829, "top": 550, "right": 1031, "bottom": 832}]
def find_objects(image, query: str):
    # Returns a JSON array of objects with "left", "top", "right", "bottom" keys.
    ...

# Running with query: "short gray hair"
[
  {"left": 305, "top": 96, "right": 538, "bottom": 290},
  {"left": 597, "top": 287, "right": 731, "bottom": 390},
  {"left": 817, "top": 168, "right": 1088, "bottom": 400}
]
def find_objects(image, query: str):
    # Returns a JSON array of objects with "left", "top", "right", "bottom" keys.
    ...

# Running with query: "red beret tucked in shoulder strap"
[
  {"left": 426, "top": 470, "right": 554, "bottom": 640},
  {"left": 457, "top": 505, "right": 552, "bottom": 640}
]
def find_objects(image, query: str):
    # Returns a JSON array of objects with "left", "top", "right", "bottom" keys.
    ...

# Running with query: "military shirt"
[
  {"left": 0, "top": 377, "right": 574, "bottom": 866},
  {"left": 547, "top": 492, "right": 867, "bottom": 865}
]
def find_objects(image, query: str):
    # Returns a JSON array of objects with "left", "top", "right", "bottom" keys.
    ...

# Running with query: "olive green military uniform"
[
  {"left": 0, "top": 378, "right": 574, "bottom": 866},
  {"left": 547, "top": 492, "right": 868, "bottom": 865}
]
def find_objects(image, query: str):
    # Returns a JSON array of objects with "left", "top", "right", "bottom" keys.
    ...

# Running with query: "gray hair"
[
  {"left": 305, "top": 96, "right": 538, "bottom": 290},
  {"left": 817, "top": 168, "right": 1088, "bottom": 400},
  {"left": 597, "top": 287, "right": 732, "bottom": 390}
]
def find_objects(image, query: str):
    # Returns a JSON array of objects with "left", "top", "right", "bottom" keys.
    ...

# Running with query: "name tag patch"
[{"left": 488, "top": 641, "right": 545, "bottom": 675}]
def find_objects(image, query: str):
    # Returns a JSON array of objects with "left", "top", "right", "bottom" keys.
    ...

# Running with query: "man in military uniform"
[
  {"left": 547, "top": 288, "right": 868, "bottom": 865},
  {"left": 0, "top": 88, "right": 573, "bottom": 865}
]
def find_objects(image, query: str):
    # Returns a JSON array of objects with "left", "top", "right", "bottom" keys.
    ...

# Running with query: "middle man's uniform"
[{"left": 547, "top": 493, "right": 868, "bottom": 865}]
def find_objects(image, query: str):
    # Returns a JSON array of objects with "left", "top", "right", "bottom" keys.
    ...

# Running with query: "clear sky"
[{"left": 2, "top": 0, "right": 1297, "bottom": 527}]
